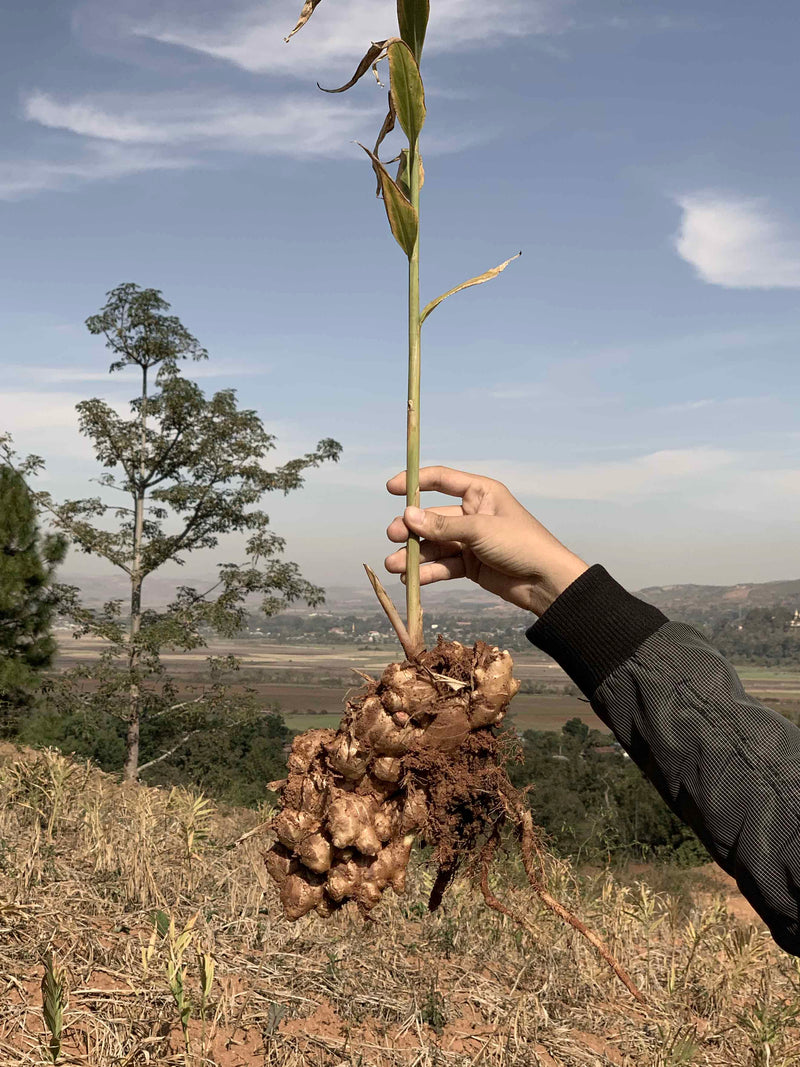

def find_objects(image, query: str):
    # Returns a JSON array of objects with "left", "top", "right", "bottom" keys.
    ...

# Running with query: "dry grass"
[{"left": 1, "top": 741, "right": 800, "bottom": 1066}]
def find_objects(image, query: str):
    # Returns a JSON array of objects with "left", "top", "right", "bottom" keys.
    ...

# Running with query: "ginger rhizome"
[{"left": 266, "top": 639, "right": 518, "bottom": 917}]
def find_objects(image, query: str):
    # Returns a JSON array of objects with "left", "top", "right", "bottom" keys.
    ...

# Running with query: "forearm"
[{"left": 526, "top": 565, "right": 800, "bottom": 955}]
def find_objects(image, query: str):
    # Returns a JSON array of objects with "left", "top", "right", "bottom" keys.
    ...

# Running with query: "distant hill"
[
  {"left": 60, "top": 570, "right": 800, "bottom": 627},
  {"left": 635, "top": 578, "right": 800, "bottom": 628}
]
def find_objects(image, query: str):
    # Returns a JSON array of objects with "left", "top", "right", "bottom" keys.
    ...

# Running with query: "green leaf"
[
  {"left": 358, "top": 144, "right": 419, "bottom": 258},
  {"left": 151, "top": 909, "right": 171, "bottom": 939},
  {"left": 397, "top": 0, "right": 430, "bottom": 63},
  {"left": 395, "top": 148, "right": 411, "bottom": 200},
  {"left": 420, "top": 252, "right": 521, "bottom": 324},
  {"left": 387, "top": 40, "right": 425, "bottom": 145},
  {"left": 285, "top": 0, "right": 325, "bottom": 42},
  {"left": 318, "top": 39, "right": 394, "bottom": 93}
]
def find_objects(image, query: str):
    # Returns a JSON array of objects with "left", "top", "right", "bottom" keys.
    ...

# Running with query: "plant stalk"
[{"left": 406, "top": 136, "right": 423, "bottom": 654}]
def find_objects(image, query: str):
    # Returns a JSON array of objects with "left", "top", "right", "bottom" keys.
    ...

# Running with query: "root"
[
  {"left": 264, "top": 637, "right": 646, "bottom": 1004},
  {"left": 481, "top": 812, "right": 647, "bottom": 1006}
]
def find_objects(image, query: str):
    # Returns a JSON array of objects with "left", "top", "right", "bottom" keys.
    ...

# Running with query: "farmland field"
[{"left": 55, "top": 635, "right": 800, "bottom": 733}]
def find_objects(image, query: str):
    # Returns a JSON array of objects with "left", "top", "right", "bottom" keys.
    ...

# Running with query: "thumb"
[{"left": 404, "top": 505, "right": 483, "bottom": 543}]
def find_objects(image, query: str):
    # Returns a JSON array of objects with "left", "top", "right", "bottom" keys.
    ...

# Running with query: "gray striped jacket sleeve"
[{"left": 525, "top": 564, "right": 800, "bottom": 955}]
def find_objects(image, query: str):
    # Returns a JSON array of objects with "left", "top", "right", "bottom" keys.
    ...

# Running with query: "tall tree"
[
  {"left": 8, "top": 283, "right": 341, "bottom": 779},
  {"left": 0, "top": 465, "right": 66, "bottom": 735}
]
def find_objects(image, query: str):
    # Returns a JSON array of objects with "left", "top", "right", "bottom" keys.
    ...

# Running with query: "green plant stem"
[{"left": 406, "top": 137, "right": 423, "bottom": 655}]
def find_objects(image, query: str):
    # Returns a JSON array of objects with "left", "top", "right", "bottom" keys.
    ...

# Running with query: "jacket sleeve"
[{"left": 525, "top": 563, "right": 800, "bottom": 955}]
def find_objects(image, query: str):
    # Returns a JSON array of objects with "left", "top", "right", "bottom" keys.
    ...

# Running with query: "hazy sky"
[{"left": 1, "top": 0, "right": 799, "bottom": 600}]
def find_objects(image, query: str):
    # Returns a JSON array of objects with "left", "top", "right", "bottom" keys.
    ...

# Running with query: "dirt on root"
[{"left": 266, "top": 638, "right": 523, "bottom": 919}]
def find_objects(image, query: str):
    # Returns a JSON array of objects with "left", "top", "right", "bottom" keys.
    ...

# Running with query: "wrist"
[{"left": 529, "top": 553, "right": 589, "bottom": 617}]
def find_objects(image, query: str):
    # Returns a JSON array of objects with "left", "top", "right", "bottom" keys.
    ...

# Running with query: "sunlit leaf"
[
  {"left": 420, "top": 252, "right": 521, "bottom": 324},
  {"left": 387, "top": 40, "right": 426, "bottom": 145},
  {"left": 318, "top": 39, "right": 396, "bottom": 93},
  {"left": 285, "top": 0, "right": 325, "bottom": 42},
  {"left": 397, "top": 0, "right": 430, "bottom": 63},
  {"left": 358, "top": 144, "right": 419, "bottom": 257}
]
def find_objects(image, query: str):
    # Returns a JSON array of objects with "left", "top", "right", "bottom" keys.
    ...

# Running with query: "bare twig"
[{"left": 363, "top": 564, "right": 420, "bottom": 660}]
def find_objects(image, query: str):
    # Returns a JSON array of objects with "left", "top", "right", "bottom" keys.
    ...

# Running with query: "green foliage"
[
  {"left": 40, "top": 951, "right": 67, "bottom": 1064},
  {"left": 5, "top": 283, "right": 341, "bottom": 779},
  {"left": 0, "top": 466, "right": 66, "bottom": 736},
  {"left": 19, "top": 685, "right": 292, "bottom": 809},
  {"left": 397, "top": 0, "right": 430, "bottom": 63},
  {"left": 710, "top": 606, "right": 800, "bottom": 666},
  {"left": 387, "top": 40, "right": 426, "bottom": 146},
  {"left": 508, "top": 722, "right": 708, "bottom": 865},
  {"left": 144, "top": 709, "right": 292, "bottom": 807}
]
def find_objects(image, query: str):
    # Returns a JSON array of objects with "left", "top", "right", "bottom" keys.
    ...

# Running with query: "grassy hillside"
[{"left": 1, "top": 743, "right": 799, "bottom": 1065}]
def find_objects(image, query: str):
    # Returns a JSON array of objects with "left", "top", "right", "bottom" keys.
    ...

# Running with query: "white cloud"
[
  {"left": 7, "top": 361, "right": 272, "bottom": 384},
  {"left": 674, "top": 194, "right": 800, "bottom": 289},
  {"left": 23, "top": 89, "right": 375, "bottom": 158},
  {"left": 0, "top": 390, "right": 126, "bottom": 462},
  {"left": 124, "top": 0, "right": 573, "bottom": 77},
  {"left": 0, "top": 141, "right": 190, "bottom": 200},
  {"left": 703, "top": 467, "right": 800, "bottom": 514},
  {"left": 315, "top": 447, "right": 738, "bottom": 502},
  {"left": 0, "top": 391, "right": 87, "bottom": 431},
  {"left": 6, "top": 0, "right": 572, "bottom": 198},
  {"left": 469, "top": 448, "right": 736, "bottom": 501},
  {"left": 1, "top": 87, "right": 379, "bottom": 199},
  {"left": 655, "top": 395, "right": 776, "bottom": 414}
]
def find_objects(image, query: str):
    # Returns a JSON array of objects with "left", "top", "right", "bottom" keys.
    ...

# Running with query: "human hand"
[{"left": 385, "top": 465, "right": 588, "bottom": 616}]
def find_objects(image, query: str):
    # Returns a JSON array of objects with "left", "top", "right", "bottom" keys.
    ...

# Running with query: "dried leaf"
[
  {"left": 387, "top": 40, "right": 425, "bottom": 145},
  {"left": 373, "top": 92, "right": 397, "bottom": 194},
  {"left": 420, "top": 252, "right": 521, "bottom": 324},
  {"left": 285, "top": 0, "right": 325, "bottom": 42},
  {"left": 318, "top": 39, "right": 396, "bottom": 93},
  {"left": 428, "top": 671, "right": 469, "bottom": 691},
  {"left": 374, "top": 92, "right": 396, "bottom": 155},
  {"left": 397, "top": 0, "right": 430, "bottom": 63},
  {"left": 358, "top": 143, "right": 418, "bottom": 258}
]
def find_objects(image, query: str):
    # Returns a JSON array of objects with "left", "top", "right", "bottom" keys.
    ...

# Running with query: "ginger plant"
[
  {"left": 288, "top": 0, "right": 517, "bottom": 656},
  {"left": 268, "top": 0, "right": 645, "bottom": 1005}
]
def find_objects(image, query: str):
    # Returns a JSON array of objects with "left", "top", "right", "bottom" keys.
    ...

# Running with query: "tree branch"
[
  {"left": 137, "top": 730, "right": 201, "bottom": 774},
  {"left": 147, "top": 695, "right": 206, "bottom": 720}
]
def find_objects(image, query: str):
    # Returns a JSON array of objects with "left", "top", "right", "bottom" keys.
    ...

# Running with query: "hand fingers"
[
  {"left": 386, "top": 505, "right": 464, "bottom": 544},
  {"left": 407, "top": 557, "right": 467, "bottom": 586},
  {"left": 386, "top": 465, "right": 490, "bottom": 499},
  {"left": 404, "top": 505, "right": 490, "bottom": 544},
  {"left": 385, "top": 539, "right": 463, "bottom": 573}
]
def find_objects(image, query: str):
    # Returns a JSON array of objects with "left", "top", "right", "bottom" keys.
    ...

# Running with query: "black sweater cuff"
[{"left": 525, "top": 564, "right": 668, "bottom": 697}]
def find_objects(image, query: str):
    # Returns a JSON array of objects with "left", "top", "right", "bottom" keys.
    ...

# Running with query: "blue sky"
[{"left": 1, "top": 0, "right": 800, "bottom": 599}]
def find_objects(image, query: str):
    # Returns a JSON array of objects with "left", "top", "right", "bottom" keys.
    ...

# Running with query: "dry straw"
[{"left": 2, "top": 743, "right": 799, "bottom": 1064}]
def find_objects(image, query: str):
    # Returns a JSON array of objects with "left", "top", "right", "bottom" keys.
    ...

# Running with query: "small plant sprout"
[
  {"left": 40, "top": 951, "right": 67, "bottom": 1064},
  {"left": 164, "top": 911, "right": 200, "bottom": 1056},
  {"left": 270, "top": 0, "right": 644, "bottom": 1005}
]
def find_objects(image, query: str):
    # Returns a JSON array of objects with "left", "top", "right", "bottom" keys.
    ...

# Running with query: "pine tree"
[{"left": 0, "top": 466, "right": 65, "bottom": 734}]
